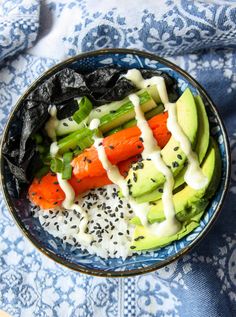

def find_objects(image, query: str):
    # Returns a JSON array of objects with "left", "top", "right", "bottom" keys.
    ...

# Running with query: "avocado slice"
[
  {"left": 131, "top": 138, "right": 221, "bottom": 251},
  {"left": 126, "top": 88, "right": 198, "bottom": 198},
  {"left": 134, "top": 94, "right": 210, "bottom": 203}
]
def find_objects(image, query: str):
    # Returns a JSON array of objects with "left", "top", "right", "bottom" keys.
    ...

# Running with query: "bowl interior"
[{"left": 1, "top": 50, "right": 229, "bottom": 277}]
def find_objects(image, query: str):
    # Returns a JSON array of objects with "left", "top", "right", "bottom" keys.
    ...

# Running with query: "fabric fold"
[
  {"left": 28, "top": 0, "right": 236, "bottom": 59},
  {"left": 0, "top": 0, "right": 40, "bottom": 62}
]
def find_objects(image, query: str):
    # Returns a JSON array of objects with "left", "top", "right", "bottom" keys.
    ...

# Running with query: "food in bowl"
[{"left": 2, "top": 67, "right": 221, "bottom": 259}]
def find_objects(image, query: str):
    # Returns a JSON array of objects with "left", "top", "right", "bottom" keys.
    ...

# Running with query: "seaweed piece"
[{"left": 2, "top": 66, "right": 179, "bottom": 196}]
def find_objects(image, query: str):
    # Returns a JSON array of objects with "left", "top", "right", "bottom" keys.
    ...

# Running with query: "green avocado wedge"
[
  {"left": 131, "top": 138, "right": 221, "bottom": 251},
  {"left": 126, "top": 88, "right": 198, "bottom": 198},
  {"left": 134, "top": 94, "right": 210, "bottom": 204}
]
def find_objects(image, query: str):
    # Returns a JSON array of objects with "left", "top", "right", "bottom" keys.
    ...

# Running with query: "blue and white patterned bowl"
[{"left": 0, "top": 49, "right": 230, "bottom": 277}]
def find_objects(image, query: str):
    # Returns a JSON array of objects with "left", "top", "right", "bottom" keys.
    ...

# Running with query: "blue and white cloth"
[{"left": 0, "top": 0, "right": 236, "bottom": 316}]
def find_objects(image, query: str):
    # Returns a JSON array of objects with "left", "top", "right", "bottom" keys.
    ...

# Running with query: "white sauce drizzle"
[
  {"left": 45, "top": 105, "right": 59, "bottom": 141},
  {"left": 57, "top": 173, "right": 91, "bottom": 243},
  {"left": 45, "top": 106, "right": 91, "bottom": 242},
  {"left": 125, "top": 69, "right": 207, "bottom": 190},
  {"left": 166, "top": 103, "right": 208, "bottom": 189},
  {"left": 50, "top": 141, "right": 59, "bottom": 157},
  {"left": 90, "top": 119, "right": 150, "bottom": 227},
  {"left": 129, "top": 94, "right": 181, "bottom": 237}
]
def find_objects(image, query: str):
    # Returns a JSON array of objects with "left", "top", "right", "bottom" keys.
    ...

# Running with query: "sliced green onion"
[
  {"left": 72, "top": 96, "right": 93, "bottom": 124},
  {"left": 57, "top": 128, "right": 94, "bottom": 154},
  {"left": 37, "top": 145, "right": 47, "bottom": 154},
  {"left": 50, "top": 158, "right": 63, "bottom": 173},
  {"left": 62, "top": 152, "right": 73, "bottom": 180},
  {"left": 35, "top": 165, "right": 50, "bottom": 179},
  {"left": 32, "top": 133, "right": 43, "bottom": 144}
]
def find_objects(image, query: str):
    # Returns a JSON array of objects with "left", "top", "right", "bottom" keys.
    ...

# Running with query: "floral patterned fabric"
[{"left": 0, "top": 1, "right": 236, "bottom": 316}]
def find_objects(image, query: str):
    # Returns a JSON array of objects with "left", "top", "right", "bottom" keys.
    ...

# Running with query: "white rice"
[{"left": 33, "top": 185, "right": 136, "bottom": 259}]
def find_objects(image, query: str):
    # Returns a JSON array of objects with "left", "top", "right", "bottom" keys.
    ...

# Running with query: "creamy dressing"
[
  {"left": 45, "top": 106, "right": 91, "bottom": 242},
  {"left": 125, "top": 69, "right": 207, "bottom": 190},
  {"left": 166, "top": 102, "right": 208, "bottom": 189},
  {"left": 50, "top": 141, "right": 59, "bottom": 157},
  {"left": 45, "top": 105, "right": 59, "bottom": 141},
  {"left": 129, "top": 94, "right": 181, "bottom": 236},
  {"left": 90, "top": 119, "right": 130, "bottom": 197},
  {"left": 125, "top": 69, "right": 169, "bottom": 104},
  {"left": 90, "top": 118, "right": 150, "bottom": 226},
  {"left": 57, "top": 173, "right": 91, "bottom": 243}
]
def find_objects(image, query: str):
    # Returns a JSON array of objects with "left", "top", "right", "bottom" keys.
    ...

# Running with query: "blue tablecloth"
[{"left": 0, "top": 1, "right": 236, "bottom": 316}]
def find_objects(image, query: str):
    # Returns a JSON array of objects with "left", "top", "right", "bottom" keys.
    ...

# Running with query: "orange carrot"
[
  {"left": 28, "top": 172, "right": 65, "bottom": 209},
  {"left": 71, "top": 112, "right": 170, "bottom": 179},
  {"left": 28, "top": 156, "right": 142, "bottom": 209}
]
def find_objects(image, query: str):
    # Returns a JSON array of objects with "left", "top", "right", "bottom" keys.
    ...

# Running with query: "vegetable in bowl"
[{"left": 2, "top": 65, "right": 221, "bottom": 260}]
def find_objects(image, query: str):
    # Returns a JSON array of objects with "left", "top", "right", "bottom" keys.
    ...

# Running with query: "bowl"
[{"left": 0, "top": 49, "right": 230, "bottom": 277}]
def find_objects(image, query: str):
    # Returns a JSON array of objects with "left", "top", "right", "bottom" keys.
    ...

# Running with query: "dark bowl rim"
[{"left": 0, "top": 48, "right": 231, "bottom": 278}]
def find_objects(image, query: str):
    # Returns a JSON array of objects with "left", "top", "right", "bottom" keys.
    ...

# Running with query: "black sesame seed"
[
  {"left": 87, "top": 159, "right": 92, "bottom": 164},
  {"left": 98, "top": 238, "right": 102, "bottom": 243},
  {"left": 127, "top": 230, "right": 130, "bottom": 235},
  {"left": 63, "top": 236, "right": 67, "bottom": 240},
  {"left": 53, "top": 181, "right": 59, "bottom": 185},
  {"left": 150, "top": 178, "right": 156, "bottom": 183},
  {"left": 173, "top": 146, "right": 179, "bottom": 151},
  {"left": 68, "top": 117, "right": 73, "bottom": 121},
  {"left": 177, "top": 154, "right": 182, "bottom": 160},
  {"left": 134, "top": 235, "right": 145, "bottom": 241},
  {"left": 172, "top": 161, "right": 179, "bottom": 168},
  {"left": 56, "top": 225, "right": 59, "bottom": 231},
  {"left": 133, "top": 173, "right": 137, "bottom": 182},
  {"left": 113, "top": 241, "right": 118, "bottom": 245},
  {"left": 43, "top": 215, "right": 49, "bottom": 219},
  {"left": 114, "top": 251, "right": 118, "bottom": 255},
  {"left": 72, "top": 237, "right": 76, "bottom": 243},
  {"left": 83, "top": 156, "right": 87, "bottom": 162},
  {"left": 139, "top": 137, "right": 144, "bottom": 142},
  {"left": 110, "top": 110, "right": 116, "bottom": 113},
  {"left": 63, "top": 122, "right": 69, "bottom": 127},
  {"left": 109, "top": 145, "right": 114, "bottom": 149},
  {"left": 97, "top": 214, "right": 101, "bottom": 217},
  {"left": 71, "top": 225, "right": 77, "bottom": 229},
  {"left": 118, "top": 232, "right": 123, "bottom": 236},
  {"left": 158, "top": 188, "right": 163, "bottom": 193},
  {"left": 45, "top": 222, "right": 50, "bottom": 227},
  {"left": 53, "top": 202, "right": 58, "bottom": 205},
  {"left": 99, "top": 142, "right": 102, "bottom": 146},
  {"left": 64, "top": 220, "right": 68, "bottom": 224},
  {"left": 31, "top": 192, "right": 36, "bottom": 196},
  {"left": 130, "top": 246, "right": 136, "bottom": 249},
  {"left": 137, "top": 145, "right": 142, "bottom": 149}
]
